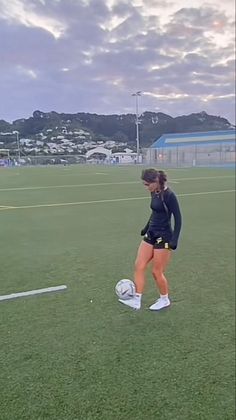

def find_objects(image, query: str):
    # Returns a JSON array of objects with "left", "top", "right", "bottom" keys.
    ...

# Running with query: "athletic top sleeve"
[{"left": 165, "top": 191, "right": 182, "bottom": 249}]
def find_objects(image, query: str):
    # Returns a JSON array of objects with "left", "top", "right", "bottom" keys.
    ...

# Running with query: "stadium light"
[
  {"left": 13, "top": 130, "right": 20, "bottom": 160},
  {"left": 131, "top": 91, "right": 141, "bottom": 163}
]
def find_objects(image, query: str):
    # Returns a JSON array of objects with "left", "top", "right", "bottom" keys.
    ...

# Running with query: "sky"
[{"left": 0, "top": 0, "right": 235, "bottom": 124}]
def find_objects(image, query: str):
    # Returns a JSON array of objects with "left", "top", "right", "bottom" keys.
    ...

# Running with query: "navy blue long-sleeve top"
[{"left": 148, "top": 188, "right": 182, "bottom": 246}]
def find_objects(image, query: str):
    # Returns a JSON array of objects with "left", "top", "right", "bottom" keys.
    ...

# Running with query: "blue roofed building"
[{"left": 145, "top": 130, "right": 236, "bottom": 167}]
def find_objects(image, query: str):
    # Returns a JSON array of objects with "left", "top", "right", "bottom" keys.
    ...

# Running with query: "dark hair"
[{"left": 141, "top": 168, "right": 167, "bottom": 191}]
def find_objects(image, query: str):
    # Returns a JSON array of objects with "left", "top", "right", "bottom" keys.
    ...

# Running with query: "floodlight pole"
[
  {"left": 132, "top": 91, "right": 141, "bottom": 163},
  {"left": 13, "top": 131, "right": 20, "bottom": 160}
]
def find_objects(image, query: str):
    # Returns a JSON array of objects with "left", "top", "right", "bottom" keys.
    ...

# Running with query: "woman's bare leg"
[
  {"left": 134, "top": 241, "right": 154, "bottom": 294},
  {"left": 151, "top": 249, "right": 172, "bottom": 295}
]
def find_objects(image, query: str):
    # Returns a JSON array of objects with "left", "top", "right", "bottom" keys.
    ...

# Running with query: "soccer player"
[{"left": 119, "top": 168, "right": 182, "bottom": 310}]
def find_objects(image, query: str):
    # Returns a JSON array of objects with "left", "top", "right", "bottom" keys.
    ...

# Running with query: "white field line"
[
  {"left": 0, "top": 181, "right": 137, "bottom": 191},
  {"left": 0, "top": 189, "right": 234, "bottom": 211},
  {"left": 0, "top": 285, "right": 67, "bottom": 302},
  {"left": 95, "top": 172, "right": 108, "bottom": 175},
  {"left": 0, "top": 205, "right": 16, "bottom": 209},
  {"left": 0, "top": 175, "right": 234, "bottom": 192}
]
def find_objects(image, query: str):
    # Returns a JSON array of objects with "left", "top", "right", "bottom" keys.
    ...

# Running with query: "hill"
[{"left": 0, "top": 110, "right": 234, "bottom": 156}]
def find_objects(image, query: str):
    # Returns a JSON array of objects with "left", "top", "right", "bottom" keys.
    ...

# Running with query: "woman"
[{"left": 119, "top": 168, "right": 182, "bottom": 310}]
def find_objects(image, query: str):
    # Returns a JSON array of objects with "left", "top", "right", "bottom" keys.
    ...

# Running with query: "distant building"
[
  {"left": 145, "top": 130, "right": 236, "bottom": 167},
  {"left": 86, "top": 147, "right": 112, "bottom": 161},
  {"left": 85, "top": 147, "right": 141, "bottom": 164},
  {"left": 111, "top": 152, "right": 139, "bottom": 164}
]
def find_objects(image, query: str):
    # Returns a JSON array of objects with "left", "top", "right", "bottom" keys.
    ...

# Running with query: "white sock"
[{"left": 160, "top": 294, "right": 168, "bottom": 299}]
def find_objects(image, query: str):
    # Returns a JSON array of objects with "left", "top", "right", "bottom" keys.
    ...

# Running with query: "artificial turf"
[{"left": 0, "top": 165, "right": 235, "bottom": 420}]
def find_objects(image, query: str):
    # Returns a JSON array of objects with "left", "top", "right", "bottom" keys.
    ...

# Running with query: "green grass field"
[{"left": 0, "top": 165, "right": 235, "bottom": 420}]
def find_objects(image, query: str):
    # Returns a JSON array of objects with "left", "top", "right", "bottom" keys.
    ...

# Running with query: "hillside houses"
[{"left": 0, "top": 126, "right": 130, "bottom": 156}]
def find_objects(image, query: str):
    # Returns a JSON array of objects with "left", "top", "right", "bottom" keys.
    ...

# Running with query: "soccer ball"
[{"left": 115, "top": 279, "right": 136, "bottom": 300}]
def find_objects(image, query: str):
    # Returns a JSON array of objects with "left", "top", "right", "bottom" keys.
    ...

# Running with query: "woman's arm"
[{"left": 167, "top": 192, "right": 182, "bottom": 249}]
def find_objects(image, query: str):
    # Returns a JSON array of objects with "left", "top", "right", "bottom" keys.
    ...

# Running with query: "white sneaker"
[
  {"left": 149, "top": 297, "right": 170, "bottom": 311},
  {"left": 118, "top": 296, "right": 141, "bottom": 310}
]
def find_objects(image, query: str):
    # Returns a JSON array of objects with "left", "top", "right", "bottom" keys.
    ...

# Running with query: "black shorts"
[{"left": 143, "top": 232, "right": 171, "bottom": 249}]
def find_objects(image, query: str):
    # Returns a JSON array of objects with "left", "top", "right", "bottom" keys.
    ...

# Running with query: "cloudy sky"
[{"left": 0, "top": 0, "right": 235, "bottom": 123}]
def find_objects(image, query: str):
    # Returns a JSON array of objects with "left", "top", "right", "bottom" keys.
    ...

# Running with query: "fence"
[
  {"left": 5, "top": 154, "right": 140, "bottom": 166},
  {"left": 2, "top": 144, "right": 235, "bottom": 168},
  {"left": 143, "top": 142, "right": 235, "bottom": 167}
]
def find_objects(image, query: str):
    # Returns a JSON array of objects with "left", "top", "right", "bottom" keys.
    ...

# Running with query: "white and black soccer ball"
[{"left": 115, "top": 279, "right": 136, "bottom": 300}]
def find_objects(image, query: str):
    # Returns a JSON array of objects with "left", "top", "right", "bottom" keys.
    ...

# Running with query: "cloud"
[
  {"left": 0, "top": 0, "right": 235, "bottom": 123},
  {"left": 0, "top": 0, "right": 66, "bottom": 38},
  {"left": 16, "top": 65, "right": 38, "bottom": 79}
]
